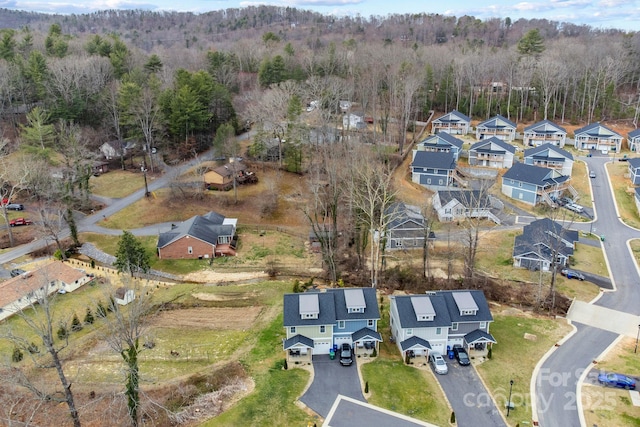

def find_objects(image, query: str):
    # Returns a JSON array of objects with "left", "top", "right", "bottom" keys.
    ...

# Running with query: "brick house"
[{"left": 157, "top": 211, "right": 237, "bottom": 259}]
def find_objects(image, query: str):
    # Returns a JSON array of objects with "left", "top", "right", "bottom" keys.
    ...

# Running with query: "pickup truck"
[{"left": 10, "top": 218, "right": 33, "bottom": 227}]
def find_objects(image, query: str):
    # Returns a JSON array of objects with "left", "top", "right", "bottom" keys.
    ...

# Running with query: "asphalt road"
[{"left": 535, "top": 153, "right": 640, "bottom": 426}]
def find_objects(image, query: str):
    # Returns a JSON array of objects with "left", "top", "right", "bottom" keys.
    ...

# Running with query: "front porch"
[{"left": 464, "top": 329, "right": 497, "bottom": 359}]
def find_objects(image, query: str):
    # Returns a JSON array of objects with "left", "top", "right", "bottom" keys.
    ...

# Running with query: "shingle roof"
[
  {"left": 477, "top": 114, "right": 516, "bottom": 129},
  {"left": 629, "top": 129, "right": 640, "bottom": 139},
  {"left": 212, "top": 161, "right": 247, "bottom": 178},
  {"left": 327, "top": 287, "right": 380, "bottom": 321},
  {"left": 464, "top": 329, "right": 497, "bottom": 344},
  {"left": 411, "top": 151, "right": 456, "bottom": 169},
  {"left": 386, "top": 203, "right": 425, "bottom": 230},
  {"left": 283, "top": 288, "right": 379, "bottom": 327},
  {"left": 283, "top": 334, "right": 315, "bottom": 349},
  {"left": 470, "top": 137, "right": 516, "bottom": 154},
  {"left": 440, "top": 290, "right": 494, "bottom": 323},
  {"left": 513, "top": 218, "right": 578, "bottom": 259},
  {"left": 524, "top": 119, "right": 567, "bottom": 134},
  {"left": 628, "top": 158, "right": 640, "bottom": 169},
  {"left": 418, "top": 133, "right": 464, "bottom": 149},
  {"left": 157, "top": 212, "right": 234, "bottom": 248},
  {"left": 433, "top": 110, "right": 471, "bottom": 124},
  {"left": 524, "top": 143, "right": 573, "bottom": 161},
  {"left": 400, "top": 336, "right": 432, "bottom": 351},
  {"left": 437, "top": 190, "right": 492, "bottom": 209},
  {"left": 574, "top": 122, "right": 622, "bottom": 138},
  {"left": 502, "top": 163, "right": 569, "bottom": 187},
  {"left": 352, "top": 327, "right": 382, "bottom": 342},
  {"left": 393, "top": 294, "right": 452, "bottom": 328}
]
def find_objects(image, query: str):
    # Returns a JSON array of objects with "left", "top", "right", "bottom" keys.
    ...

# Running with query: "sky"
[{"left": 1, "top": 0, "right": 639, "bottom": 32}]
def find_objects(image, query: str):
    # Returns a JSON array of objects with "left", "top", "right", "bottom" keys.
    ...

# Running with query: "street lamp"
[
  {"left": 635, "top": 324, "right": 640, "bottom": 353},
  {"left": 507, "top": 379, "right": 514, "bottom": 416},
  {"left": 141, "top": 165, "right": 150, "bottom": 197}
]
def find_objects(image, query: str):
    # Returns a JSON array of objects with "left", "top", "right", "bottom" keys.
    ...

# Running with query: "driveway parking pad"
[{"left": 323, "top": 395, "right": 438, "bottom": 427}]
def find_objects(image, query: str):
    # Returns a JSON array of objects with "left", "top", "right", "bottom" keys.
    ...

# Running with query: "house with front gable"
[
  {"left": 389, "top": 290, "right": 496, "bottom": 362},
  {"left": 431, "top": 110, "right": 471, "bottom": 135},
  {"left": 283, "top": 288, "right": 381, "bottom": 363},
  {"left": 414, "top": 133, "right": 464, "bottom": 160},
  {"left": 523, "top": 120, "right": 567, "bottom": 148},
  {"left": 411, "top": 151, "right": 458, "bottom": 190},
  {"left": 157, "top": 211, "right": 237, "bottom": 259},
  {"left": 432, "top": 190, "right": 501, "bottom": 224},
  {"left": 468, "top": 137, "right": 515, "bottom": 169},
  {"left": 513, "top": 218, "right": 579, "bottom": 271},
  {"left": 384, "top": 202, "right": 431, "bottom": 250},
  {"left": 502, "top": 162, "right": 576, "bottom": 207},
  {"left": 629, "top": 129, "right": 640, "bottom": 152},
  {"left": 573, "top": 122, "right": 623, "bottom": 152},
  {"left": 524, "top": 144, "right": 574, "bottom": 177},
  {"left": 628, "top": 158, "right": 640, "bottom": 185},
  {"left": 476, "top": 114, "right": 517, "bottom": 142}
]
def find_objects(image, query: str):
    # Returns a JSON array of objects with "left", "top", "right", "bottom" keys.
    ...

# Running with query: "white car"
[{"left": 429, "top": 352, "right": 448, "bottom": 375}]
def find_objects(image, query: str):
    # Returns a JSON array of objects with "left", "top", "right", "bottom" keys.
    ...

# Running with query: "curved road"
[{"left": 535, "top": 154, "right": 640, "bottom": 426}]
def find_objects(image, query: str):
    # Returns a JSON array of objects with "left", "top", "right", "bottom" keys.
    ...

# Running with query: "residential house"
[
  {"left": 468, "top": 137, "right": 516, "bottom": 169},
  {"left": 573, "top": 122, "right": 623, "bottom": 152},
  {"left": 100, "top": 140, "right": 136, "bottom": 160},
  {"left": 628, "top": 158, "right": 640, "bottom": 185},
  {"left": 0, "top": 261, "right": 91, "bottom": 322},
  {"left": 415, "top": 133, "right": 464, "bottom": 160},
  {"left": 432, "top": 190, "right": 500, "bottom": 224},
  {"left": 384, "top": 203, "right": 434, "bottom": 250},
  {"left": 523, "top": 144, "right": 574, "bottom": 177},
  {"left": 203, "top": 160, "right": 256, "bottom": 191},
  {"left": 115, "top": 287, "right": 135, "bottom": 305},
  {"left": 476, "top": 115, "right": 517, "bottom": 142},
  {"left": 629, "top": 129, "right": 640, "bottom": 152},
  {"left": 502, "top": 162, "right": 576, "bottom": 207},
  {"left": 523, "top": 120, "right": 568, "bottom": 147},
  {"left": 389, "top": 290, "right": 496, "bottom": 361},
  {"left": 283, "top": 288, "right": 382, "bottom": 362},
  {"left": 342, "top": 112, "right": 366, "bottom": 130},
  {"left": 157, "top": 211, "right": 237, "bottom": 259},
  {"left": 92, "top": 161, "right": 109, "bottom": 175},
  {"left": 512, "top": 218, "right": 579, "bottom": 271},
  {"left": 411, "top": 151, "right": 458, "bottom": 190},
  {"left": 431, "top": 110, "right": 471, "bottom": 135}
]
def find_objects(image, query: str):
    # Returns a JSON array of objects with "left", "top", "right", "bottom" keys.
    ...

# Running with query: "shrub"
[
  {"left": 57, "top": 325, "right": 68, "bottom": 340},
  {"left": 487, "top": 347, "right": 492, "bottom": 359},
  {"left": 71, "top": 313, "right": 83, "bottom": 332},
  {"left": 84, "top": 307, "right": 95, "bottom": 324},
  {"left": 284, "top": 359, "right": 288, "bottom": 370},
  {"left": 364, "top": 381, "right": 369, "bottom": 393},
  {"left": 292, "top": 280, "right": 300, "bottom": 293},
  {"left": 96, "top": 300, "right": 107, "bottom": 318},
  {"left": 450, "top": 411, "right": 456, "bottom": 423},
  {"left": 371, "top": 347, "right": 377, "bottom": 357},
  {"left": 27, "top": 342, "right": 39, "bottom": 354},
  {"left": 12, "top": 347, "right": 23, "bottom": 362}
]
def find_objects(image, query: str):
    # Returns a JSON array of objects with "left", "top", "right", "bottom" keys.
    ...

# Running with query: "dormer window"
[
  {"left": 348, "top": 307, "right": 364, "bottom": 313},
  {"left": 452, "top": 292, "right": 479, "bottom": 316},
  {"left": 344, "top": 289, "right": 366, "bottom": 313},
  {"left": 411, "top": 296, "right": 435, "bottom": 322},
  {"left": 299, "top": 294, "right": 319, "bottom": 320}
]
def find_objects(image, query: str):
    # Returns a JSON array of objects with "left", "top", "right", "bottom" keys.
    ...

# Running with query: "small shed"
[{"left": 115, "top": 287, "right": 135, "bottom": 305}]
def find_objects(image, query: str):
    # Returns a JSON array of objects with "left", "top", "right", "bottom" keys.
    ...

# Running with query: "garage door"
[
  {"left": 314, "top": 340, "right": 332, "bottom": 354},
  {"left": 334, "top": 336, "right": 352, "bottom": 348},
  {"left": 430, "top": 342, "right": 446, "bottom": 355}
]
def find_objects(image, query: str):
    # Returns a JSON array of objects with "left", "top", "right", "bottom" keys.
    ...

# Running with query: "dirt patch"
[
  {"left": 151, "top": 306, "right": 262, "bottom": 329},
  {"left": 183, "top": 270, "right": 268, "bottom": 283}
]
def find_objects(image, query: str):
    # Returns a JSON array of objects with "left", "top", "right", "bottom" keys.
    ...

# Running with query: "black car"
[
  {"left": 10, "top": 268, "right": 26, "bottom": 277},
  {"left": 453, "top": 345, "right": 471, "bottom": 366},
  {"left": 6, "top": 203, "right": 24, "bottom": 211},
  {"left": 339, "top": 343, "right": 353, "bottom": 366}
]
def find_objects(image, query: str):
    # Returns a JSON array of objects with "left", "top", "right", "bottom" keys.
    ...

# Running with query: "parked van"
[{"left": 566, "top": 203, "right": 584, "bottom": 214}]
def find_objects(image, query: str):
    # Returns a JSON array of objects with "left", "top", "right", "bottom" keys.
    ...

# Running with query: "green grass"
[
  {"left": 361, "top": 360, "right": 450, "bottom": 426},
  {"left": 90, "top": 169, "right": 146, "bottom": 198},
  {"left": 607, "top": 162, "right": 640, "bottom": 229},
  {"left": 476, "top": 314, "right": 572, "bottom": 426}
]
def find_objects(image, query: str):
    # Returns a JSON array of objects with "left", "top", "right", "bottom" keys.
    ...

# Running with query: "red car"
[{"left": 10, "top": 218, "right": 33, "bottom": 227}]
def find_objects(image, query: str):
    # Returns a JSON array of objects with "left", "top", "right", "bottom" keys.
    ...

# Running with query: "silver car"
[{"left": 429, "top": 352, "right": 448, "bottom": 374}]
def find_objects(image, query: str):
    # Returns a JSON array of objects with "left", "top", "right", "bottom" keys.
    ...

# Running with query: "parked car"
[
  {"left": 10, "top": 268, "right": 26, "bottom": 277},
  {"left": 429, "top": 352, "right": 448, "bottom": 374},
  {"left": 452, "top": 345, "right": 471, "bottom": 366},
  {"left": 9, "top": 218, "right": 33, "bottom": 227},
  {"left": 6, "top": 203, "right": 24, "bottom": 211},
  {"left": 598, "top": 372, "right": 636, "bottom": 389},
  {"left": 589, "top": 170, "right": 596, "bottom": 178},
  {"left": 339, "top": 343, "right": 353, "bottom": 366},
  {"left": 565, "top": 203, "right": 584, "bottom": 214},
  {"left": 561, "top": 269, "right": 585, "bottom": 280}
]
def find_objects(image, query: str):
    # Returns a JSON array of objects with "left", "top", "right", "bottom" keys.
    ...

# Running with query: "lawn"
[
  {"left": 583, "top": 336, "right": 640, "bottom": 427},
  {"left": 89, "top": 169, "right": 146, "bottom": 198},
  {"left": 571, "top": 161, "right": 593, "bottom": 209},
  {"left": 629, "top": 240, "right": 640, "bottom": 268},
  {"left": 607, "top": 162, "right": 640, "bottom": 229},
  {"left": 475, "top": 311, "right": 573, "bottom": 426}
]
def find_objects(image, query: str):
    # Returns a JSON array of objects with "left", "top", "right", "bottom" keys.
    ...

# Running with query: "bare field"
[{"left": 150, "top": 306, "right": 262, "bottom": 330}]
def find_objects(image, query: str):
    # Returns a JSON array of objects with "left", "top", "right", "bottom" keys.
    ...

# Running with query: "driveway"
[
  {"left": 433, "top": 359, "right": 507, "bottom": 427},
  {"left": 299, "top": 355, "right": 365, "bottom": 417}
]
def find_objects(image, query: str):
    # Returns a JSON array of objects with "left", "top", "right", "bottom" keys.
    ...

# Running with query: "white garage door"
[
  {"left": 430, "top": 342, "right": 446, "bottom": 355},
  {"left": 334, "top": 336, "right": 352, "bottom": 347},
  {"left": 314, "top": 340, "right": 332, "bottom": 355}
]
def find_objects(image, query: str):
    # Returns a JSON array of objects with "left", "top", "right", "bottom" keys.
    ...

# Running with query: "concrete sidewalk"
[{"left": 567, "top": 300, "right": 640, "bottom": 337}]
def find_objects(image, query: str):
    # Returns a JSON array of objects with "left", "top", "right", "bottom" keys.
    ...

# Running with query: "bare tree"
[
  {"left": 0, "top": 141, "right": 29, "bottom": 247},
  {"left": 1, "top": 276, "right": 81, "bottom": 427}
]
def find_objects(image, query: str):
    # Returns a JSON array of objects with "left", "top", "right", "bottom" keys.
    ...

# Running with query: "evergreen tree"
[
  {"left": 84, "top": 307, "right": 95, "bottom": 324},
  {"left": 517, "top": 29, "right": 545, "bottom": 57},
  {"left": 114, "top": 231, "right": 151, "bottom": 278},
  {"left": 71, "top": 313, "right": 83, "bottom": 332}
]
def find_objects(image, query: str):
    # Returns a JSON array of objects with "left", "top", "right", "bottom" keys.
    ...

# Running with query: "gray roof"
[
  {"left": 477, "top": 114, "right": 516, "bottom": 130},
  {"left": 352, "top": 327, "right": 382, "bottom": 342},
  {"left": 513, "top": 218, "right": 578, "bottom": 259},
  {"left": 437, "top": 190, "right": 492, "bottom": 209},
  {"left": 470, "top": 137, "right": 516, "bottom": 154},
  {"left": 283, "top": 334, "right": 315, "bottom": 349},
  {"left": 574, "top": 122, "right": 621, "bottom": 138},
  {"left": 628, "top": 158, "right": 640, "bottom": 169},
  {"left": 328, "top": 287, "right": 380, "bottom": 321},
  {"left": 386, "top": 202, "right": 425, "bottom": 230},
  {"left": 411, "top": 151, "right": 456, "bottom": 169},
  {"left": 629, "top": 129, "right": 640, "bottom": 139},
  {"left": 433, "top": 110, "right": 471, "bottom": 124},
  {"left": 524, "top": 143, "right": 573, "bottom": 161},
  {"left": 418, "top": 132, "right": 464, "bottom": 149},
  {"left": 464, "top": 329, "right": 497, "bottom": 344},
  {"left": 400, "top": 335, "right": 432, "bottom": 351},
  {"left": 157, "top": 212, "right": 234, "bottom": 248},
  {"left": 524, "top": 119, "right": 567, "bottom": 134},
  {"left": 440, "top": 290, "right": 494, "bottom": 323},
  {"left": 502, "top": 162, "right": 569, "bottom": 187},
  {"left": 392, "top": 294, "right": 452, "bottom": 328}
]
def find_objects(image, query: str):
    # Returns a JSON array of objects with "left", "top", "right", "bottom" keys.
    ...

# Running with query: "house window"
[
  {"left": 338, "top": 320, "right": 345, "bottom": 329},
  {"left": 368, "top": 319, "right": 374, "bottom": 327},
  {"left": 396, "top": 240, "right": 403, "bottom": 248},
  {"left": 519, "top": 193, "right": 523, "bottom": 199},
  {"left": 436, "top": 327, "right": 441, "bottom": 335},
  {"left": 451, "top": 322, "right": 458, "bottom": 331},
  {"left": 518, "top": 182, "right": 522, "bottom": 187},
  {"left": 439, "top": 179, "right": 444, "bottom": 185},
  {"left": 290, "top": 327, "right": 296, "bottom": 334},
  {"left": 320, "top": 325, "right": 325, "bottom": 333},
  {"left": 480, "top": 322, "right": 487, "bottom": 329},
  {"left": 188, "top": 246, "right": 193, "bottom": 254},
  {"left": 407, "top": 328, "right": 413, "bottom": 336},
  {"left": 427, "top": 178, "right": 432, "bottom": 184}
]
